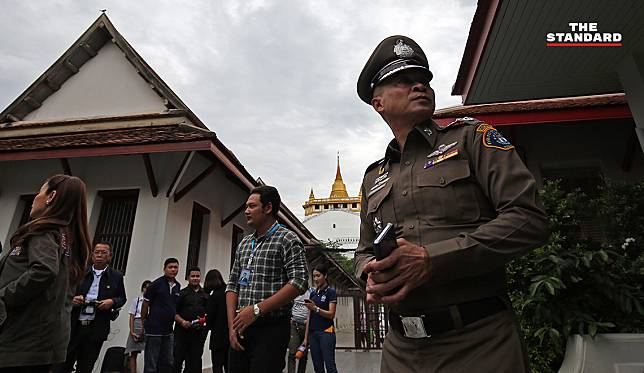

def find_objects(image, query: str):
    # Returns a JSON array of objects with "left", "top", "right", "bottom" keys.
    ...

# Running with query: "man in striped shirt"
[{"left": 226, "top": 186, "right": 309, "bottom": 373}]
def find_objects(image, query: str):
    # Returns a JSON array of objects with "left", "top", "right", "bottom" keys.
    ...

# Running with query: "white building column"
[{"left": 618, "top": 52, "right": 644, "bottom": 154}]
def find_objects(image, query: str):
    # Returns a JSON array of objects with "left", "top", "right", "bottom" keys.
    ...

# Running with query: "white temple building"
[{"left": 303, "top": 157, "right": 360, "bottom": 253}]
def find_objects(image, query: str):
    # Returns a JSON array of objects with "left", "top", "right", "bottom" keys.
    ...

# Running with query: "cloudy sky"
[{"left": 0, "top": 0, "right": 476, "bottom": 219}]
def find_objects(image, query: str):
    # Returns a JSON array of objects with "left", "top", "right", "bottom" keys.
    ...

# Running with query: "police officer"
[{"left": 353, "top": 36, "right": 550, "bottom": 373}]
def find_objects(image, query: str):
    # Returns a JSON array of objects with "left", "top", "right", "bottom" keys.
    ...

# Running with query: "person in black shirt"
[
  {"left": 142, "top": 257, "right": 181, "bottom": 373},
  {"left": 205, "top": 269, "right": 229, "bottom": 373},
  {"left": 174, "top": 267, "right": 209, "bottom": 373}
]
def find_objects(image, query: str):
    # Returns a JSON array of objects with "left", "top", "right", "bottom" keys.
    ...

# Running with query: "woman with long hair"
[
  {"left": 0, "top": 174, "right": 91, "bottom": 373},
  {"left": 304, "top": 264, "right": 338, "bottom": 373},
  {"left": 204, "top": 268, "right": 229, "bottom": 373}
]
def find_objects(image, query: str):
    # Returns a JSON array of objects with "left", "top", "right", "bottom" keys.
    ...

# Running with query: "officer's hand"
[
  {"left": 72, "top": 295, "right": 85, "bottom": 306},
  {"left": 97, "top": 298, "right": 115, "bottom": 310},
  {"left": 181, "top": 320, "right": 191, "bottom": 329},
  {"left": 229, "top": 329, "right": 245, "bottom": 351},
  {"left": 364, "top": 273, "right": 383, "bottom": 304},
  {"left": 232, "top": 306, "right": 257, "bottom": 336},
  {"left": 365, "top": 238, "right": 432, "bottom": 304}
]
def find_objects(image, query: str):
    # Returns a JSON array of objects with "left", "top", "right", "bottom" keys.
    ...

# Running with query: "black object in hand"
[{"left": 373, "top": 223, "right": 398, "bottom": 260}]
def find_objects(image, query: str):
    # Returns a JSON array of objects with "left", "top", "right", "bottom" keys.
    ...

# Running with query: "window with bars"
[
  {"left": 93, "top": 190, "right": 139, "bottom": 274},
  {"left": 186, "top": 203, "right": 210, "bottom": 278},
  {"left": 230, "top": 224, "right": 244, "bottom": 270}
]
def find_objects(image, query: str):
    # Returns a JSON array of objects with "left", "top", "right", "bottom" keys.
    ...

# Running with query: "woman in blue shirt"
[{"left": 304, "top": 264, "right": 338, "bottom": 373}]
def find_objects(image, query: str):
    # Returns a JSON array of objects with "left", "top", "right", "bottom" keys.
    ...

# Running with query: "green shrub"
[{"left": 507, "top": 180, "right": 644, "bottom": 373}]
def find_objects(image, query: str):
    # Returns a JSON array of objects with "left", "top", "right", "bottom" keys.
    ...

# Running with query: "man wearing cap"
[{"left": 353, "top": 36, "right": 549, "bottom": 372}]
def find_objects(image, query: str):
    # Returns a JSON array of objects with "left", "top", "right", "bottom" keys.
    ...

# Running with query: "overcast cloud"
[{"left": 0, "top": 0, "right": 476, "bottom": 219}]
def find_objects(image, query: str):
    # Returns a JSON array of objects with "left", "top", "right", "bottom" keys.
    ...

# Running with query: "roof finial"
[
  {"left": 330, "top": 152, "right": 349, "bottom": 198},
  {"left": 335, "top": 151, "right": 342, "bottom": 181},
  {"left": 100, "top": 9, "right": 107, "bottom": 13}
]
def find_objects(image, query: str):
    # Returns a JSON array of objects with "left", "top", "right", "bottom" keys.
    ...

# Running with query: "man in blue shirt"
[{"left": 141, "top": 257, "right": 181, "bottom": 373}]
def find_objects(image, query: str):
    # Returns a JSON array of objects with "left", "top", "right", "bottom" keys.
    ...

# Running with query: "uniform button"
[
  {"left": 409, "top": 224, "right": 415, "bottom": 229},
  {"left": 402, "top": 190, "right": 408, "bottom": 196},
  {"left": 439, "top": 177, "right": 445, "bottom": 185},
  {"left": 404, "top": 161, "right": 411, "bottom": 166}
]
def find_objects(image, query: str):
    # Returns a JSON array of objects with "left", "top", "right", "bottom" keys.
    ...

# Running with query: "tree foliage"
[{"left": 507, "top": 180, "right": 644, "bottom": 373}]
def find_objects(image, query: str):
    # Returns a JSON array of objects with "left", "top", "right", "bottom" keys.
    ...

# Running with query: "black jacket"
[
  {"left": 72, "top": 266, "right": 126, "bottom": 340},
  {"left": 0, "top": 231, "right": 73, "bottom": 367},
  {"left": 206, "top": 287, "right": 229, "bottom": 350}
]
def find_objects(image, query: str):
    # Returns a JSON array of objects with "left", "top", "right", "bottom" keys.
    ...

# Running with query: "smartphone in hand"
[{"left": 373, "top": 222, "right": 397, "bottom": 260}]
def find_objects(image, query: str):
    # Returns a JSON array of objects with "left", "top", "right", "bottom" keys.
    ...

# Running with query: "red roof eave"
[
  {"left": 434, "top": 104, "right": 632, "bottom": 127},
  {"left": 0, "top": 140, "right": 213, "bottom": 161}
]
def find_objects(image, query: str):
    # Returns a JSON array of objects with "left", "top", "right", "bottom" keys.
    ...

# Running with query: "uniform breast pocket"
[
  {"left": 415, "top": 159, "right": 480, "bottom": 225},
  {"left": 366, "top": 181, "right": 394, "bottom": 228}
]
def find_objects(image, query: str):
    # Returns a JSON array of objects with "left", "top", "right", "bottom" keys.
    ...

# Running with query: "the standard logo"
[{"left": 546, "top": 23, "right": 622, "bottom": 47}]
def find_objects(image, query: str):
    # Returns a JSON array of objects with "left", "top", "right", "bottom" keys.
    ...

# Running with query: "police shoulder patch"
[
  {"left": 365, "top": 158, "right": 385, "bottom": 174},
  {"left": 480, "top": 125, "right": 514, "bottom": 151}
]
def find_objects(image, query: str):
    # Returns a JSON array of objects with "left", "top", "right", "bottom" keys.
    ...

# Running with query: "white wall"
[
  {"left": 0, "top": 158, "right": 63, "bottom": 248},
  {"left": 303, "top": 210, "right": 360, "bottom": 251},
  {"left": 24, "top": 42, "right": 167, "bottom": 122}
]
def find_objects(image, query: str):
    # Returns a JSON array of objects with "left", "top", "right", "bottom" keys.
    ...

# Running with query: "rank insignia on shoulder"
[
  {"left": 366, "top": 158, "right": 386, "bottom": 174},
  {"left": 424, "top": 149, "right": 458, "bottom": 169},
  {"left": 481, "top": 126, "right": 514, "bottom": 151},
  {"left": 446, "top": 116, "right": 482, "bottom": 128}
]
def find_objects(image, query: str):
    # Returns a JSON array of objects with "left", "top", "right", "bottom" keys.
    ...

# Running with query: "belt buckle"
[
  {"left": 80, "top": 320, "right": 92, "bottom": 326},
  {"left": 400, "top": 315, "right": 430, "bottom": 339}
]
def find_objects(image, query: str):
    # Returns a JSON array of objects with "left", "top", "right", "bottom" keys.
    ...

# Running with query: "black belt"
[
  {"left": 389, "top": 296, "right": 507, "bottom": 338},
  {"left": 253, "top": 313, "right": 289, "bottom": 327}
]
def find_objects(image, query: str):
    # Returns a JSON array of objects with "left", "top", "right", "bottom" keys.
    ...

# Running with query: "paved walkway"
[
  {"left": 302, "top": 328, "right": 382, "bottom": 372},
  {"left": 203, "top": 328, "right": 382, "bottom": 372},
  {"left": 203, "top": 349, "right": 381, "bottom": 373},
  {"left": 303, "top": 350, "right": 381, "bottom": 373}
]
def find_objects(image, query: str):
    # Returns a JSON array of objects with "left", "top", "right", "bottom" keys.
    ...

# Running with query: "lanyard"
[{"left": 245, "top": 223, "right": 280, "bottom": 268}]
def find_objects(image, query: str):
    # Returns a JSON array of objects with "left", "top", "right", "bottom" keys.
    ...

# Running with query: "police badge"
[
  {"left": 393, "top": 39, "right": 414, "bottom": 58},
  {"left": 373, "top": 217, "right": 383, "bottom": 234}
]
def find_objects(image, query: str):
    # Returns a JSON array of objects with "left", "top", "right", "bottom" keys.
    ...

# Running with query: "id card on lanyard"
[{"left": 239, "top": 224, "right": 280, "bottom": 286}]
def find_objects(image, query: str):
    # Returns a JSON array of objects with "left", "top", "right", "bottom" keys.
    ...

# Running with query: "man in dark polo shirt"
[
  {"left": 141, "top": 257, "right": 181, "bottom": 373},
  {"left": 173, "top": 267, "right": 209, "bottom": 373}
]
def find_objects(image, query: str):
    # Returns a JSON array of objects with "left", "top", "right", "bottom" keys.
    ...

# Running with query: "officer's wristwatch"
[{"left": 253, "top": 303, "right": 262, "bottom": 318}]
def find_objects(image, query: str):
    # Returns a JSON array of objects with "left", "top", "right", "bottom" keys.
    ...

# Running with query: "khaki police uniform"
[{"left": 354, "top": 36, "right": 550, "bottom": 373}]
